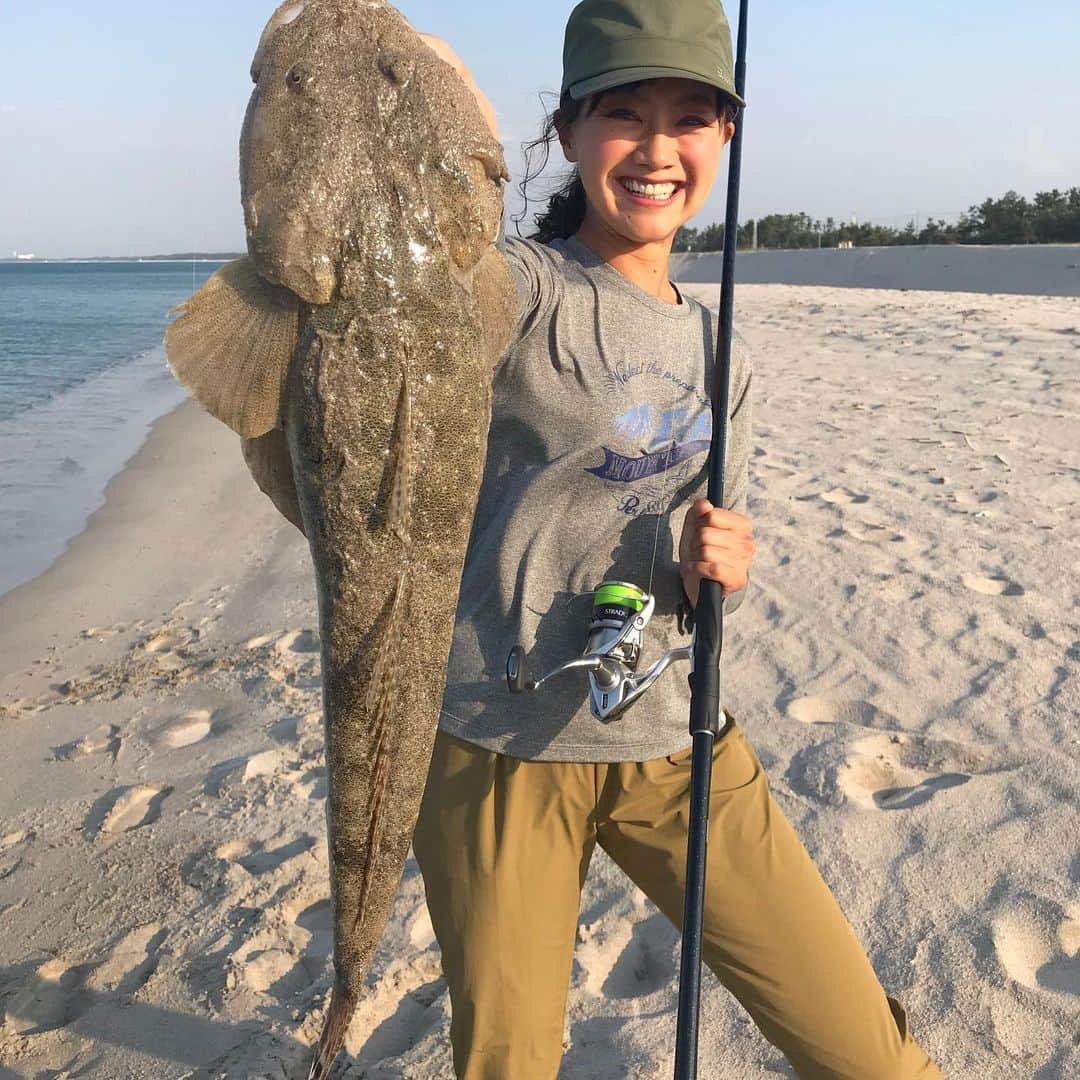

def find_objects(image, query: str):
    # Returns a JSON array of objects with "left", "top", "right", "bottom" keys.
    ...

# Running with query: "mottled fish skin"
[{"left": 239, "top": 2, "right": 516, "bottom": 1074}]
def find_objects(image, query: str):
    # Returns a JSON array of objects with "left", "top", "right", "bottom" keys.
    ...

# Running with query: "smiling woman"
[
  {"left": 554, "top": 78, "right": 735, "bottom": 267},
  {"left": 518, "top": 81, "right": 739, "bottom": 248}
]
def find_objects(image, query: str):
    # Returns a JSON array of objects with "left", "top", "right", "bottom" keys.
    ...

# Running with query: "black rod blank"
[{"left": 674, "top": 2, "right": 750, "bottom": 1077}]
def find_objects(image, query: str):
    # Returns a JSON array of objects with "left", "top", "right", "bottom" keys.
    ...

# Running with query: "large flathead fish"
[{"left": 165, "top": 2, "right": 515, "bottom": 1075}]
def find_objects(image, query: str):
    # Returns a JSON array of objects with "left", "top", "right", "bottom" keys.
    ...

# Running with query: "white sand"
[{"left": 1, "top": 285, "right": 1077, "bottom": 1078}]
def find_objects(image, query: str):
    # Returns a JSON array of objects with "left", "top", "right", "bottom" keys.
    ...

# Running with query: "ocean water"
[{"left": 0, "top": 262, "right": 223, "bottom": 597}]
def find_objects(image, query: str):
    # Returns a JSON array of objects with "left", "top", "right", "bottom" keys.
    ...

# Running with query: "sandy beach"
[{"left": 1, "top": 283, "right": 1077, "bottom": 1078}]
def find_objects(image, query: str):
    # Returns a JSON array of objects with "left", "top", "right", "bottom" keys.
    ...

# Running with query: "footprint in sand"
[
  {"left": 157, "top": 709, "right": 214, "bottom": 749},
  {"left": 53, "top": 723, "right": 122, "bottom": 762},
  {"left": 226, "top": 898, "right": 333, "bottom": 999},
  {"left": 1, "top": 829, "right": 32, "bottom": 852},
  {"left": 2, "top": 925, "right": 164, "bottom": 1036},
  {"left": 599, "top": 912, "right": 676, "bottom": 1000},
  {"left": 875, "top": 576, "right": 924, "bottom": 605},
  {"left": 87, "top": 922, "right": 166, "bottom": 995},
  {"left": 204, "top": 749, "right": 290, "bottom": 797},
  {"left": 143, "top": 626, "right": 196, "bottom": 654},
  {"left": 242, "top": 948, "right": 305, "bottom": 995},
  {"left": 962, "top": 572, "right": 1025, "bottom": 597},
  {"left": 215, "top": 834, "right": 317, "bottom": 876},
  {"left": 0, "top": 829, "right": 33, "bottom": 881},
  {"left": 788, "top": 728, "right": 1017, "bottom": 810},
  {"left": 275, "top": 629, "right": 320, "bottom": 655},
  {"left": 786, "top": 696, "right": 899, "bottom": 727},
  {"left": 242, "top": 748, "right": 287, "bottom": 782},
  {"left": 993, "top": 901, "right": 1080, "bottom": 996},
  {"left": 844, "top": 520, "right": 907, "bottom": 544},
  {"left": 575, "top": 918, "right": 634, "bottom": 998},
  {"left": 85, "top": 785, "right": 171, "bottom": 839},
  {"left": 294, "top": 897, "right": 335, "bottom": 980},
  {"left": 1, "top": 958, "right": 94, "bottom": 1035},
  {"left": 838, "top": 733, "right": 971, "bottom": 810},
  {"left": 820, "top": 487, "right": 870, "bottom": 506}
]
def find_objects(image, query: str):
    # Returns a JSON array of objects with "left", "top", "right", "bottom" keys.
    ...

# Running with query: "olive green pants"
[{"left": 413, "top": 717, "right": 942, "bottom": 1079}]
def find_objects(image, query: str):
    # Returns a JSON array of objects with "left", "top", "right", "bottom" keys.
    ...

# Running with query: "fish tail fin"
[
  {"left": 307, "top": 984, "right": 357, "bottom": 1080},
  {"left": 165, "top": 256, "right": 300, "bottom": 438}
]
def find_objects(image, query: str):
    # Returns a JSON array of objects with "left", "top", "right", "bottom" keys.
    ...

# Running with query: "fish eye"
[{"left": 286, "top": 66, "right": 310, "bottom": 91}]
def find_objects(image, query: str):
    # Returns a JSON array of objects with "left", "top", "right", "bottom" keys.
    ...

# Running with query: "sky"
[{"left": 1, "top": 0, "right": 1078, "bottom": 257}]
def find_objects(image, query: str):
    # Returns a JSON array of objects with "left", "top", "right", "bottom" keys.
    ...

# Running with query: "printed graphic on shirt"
[{"left": 591, "top": 360, "right": 713, "bottom": 518}]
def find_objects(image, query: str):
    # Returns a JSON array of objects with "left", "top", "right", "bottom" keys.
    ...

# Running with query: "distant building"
[{"left": 12, "top": 251, "right": 37, "bottom": 260}]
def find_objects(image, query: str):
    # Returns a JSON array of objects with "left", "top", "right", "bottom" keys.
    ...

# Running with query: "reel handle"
[{"left": 507, "top": 648, "right": 609, "bottom": 693}]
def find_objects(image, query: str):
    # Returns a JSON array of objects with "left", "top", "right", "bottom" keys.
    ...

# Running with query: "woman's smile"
[{"left": 615, "top": 176, "right": 685, "bottom": 205}]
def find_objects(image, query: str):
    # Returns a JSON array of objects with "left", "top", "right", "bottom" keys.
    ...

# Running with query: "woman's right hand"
[{"left": 418, "top": 33, "right": 499, "bottom": 142}]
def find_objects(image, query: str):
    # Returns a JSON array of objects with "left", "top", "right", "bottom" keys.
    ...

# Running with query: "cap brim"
[{"left": 567, "top": 66, "right": 746, "bottom": 109}]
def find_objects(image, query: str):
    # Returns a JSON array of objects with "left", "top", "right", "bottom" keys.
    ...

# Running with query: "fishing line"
[{"left": 645, "top": 438, "right": 678, "bottom": 601}]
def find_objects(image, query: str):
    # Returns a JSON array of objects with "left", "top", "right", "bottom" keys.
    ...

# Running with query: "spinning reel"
[{"left": 505, "top": 581, "right": 693, "bottom": 721}]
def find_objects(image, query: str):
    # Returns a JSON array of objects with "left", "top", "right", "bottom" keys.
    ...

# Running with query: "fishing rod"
[{"left": 673, "top": 0, "right": 750, "bottom": 1076}]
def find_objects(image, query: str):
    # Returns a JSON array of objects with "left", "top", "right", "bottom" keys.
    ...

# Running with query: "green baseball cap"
[{"left": 562, "top": 0, "right": 746, "bottom": 109}]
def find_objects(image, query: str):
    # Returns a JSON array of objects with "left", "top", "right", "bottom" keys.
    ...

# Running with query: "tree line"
[{"left": 673, "top": 187, "right": 1080, "bottom": 251}]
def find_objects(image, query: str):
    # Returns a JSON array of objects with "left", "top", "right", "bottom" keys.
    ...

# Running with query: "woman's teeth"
[{"left": 620, "top": 178, "right": 678, "bottom": 200}]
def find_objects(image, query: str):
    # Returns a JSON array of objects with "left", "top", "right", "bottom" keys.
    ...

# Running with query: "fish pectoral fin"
[
  {"left": 165, "top": 257, "right": 300, "bottom": 438},
  {"left": 241, "top": 430, "right": 306, "bottom": 535}
]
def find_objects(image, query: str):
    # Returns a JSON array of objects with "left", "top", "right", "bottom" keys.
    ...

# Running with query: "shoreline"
[
  {"left": 0, "top": 397, "right": 308, "bottom": 681},
  {"left": 0, "top": 391, "right": 184, "bottom": 595},
  {"left": 0, "top": 368, "right": 187, "bottom": 603}
]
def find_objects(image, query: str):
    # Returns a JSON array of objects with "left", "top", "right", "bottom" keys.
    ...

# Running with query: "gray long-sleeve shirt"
[{"left": 438, "top": 234, "right": 752, "bottom": 762}]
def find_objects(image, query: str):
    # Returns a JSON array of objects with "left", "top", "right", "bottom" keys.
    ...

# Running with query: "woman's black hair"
[{"left": 513, "top": 84, "right": 740, "bottom": 244}]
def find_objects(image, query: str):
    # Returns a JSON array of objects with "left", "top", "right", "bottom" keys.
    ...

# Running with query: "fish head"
[{"left": 241, "top": 1, "right": 508, "bottom": 304}]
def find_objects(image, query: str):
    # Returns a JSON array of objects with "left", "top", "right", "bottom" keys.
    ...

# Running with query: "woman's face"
[{"left": 559, "top": 77, "right": 734, "bottom": 250}]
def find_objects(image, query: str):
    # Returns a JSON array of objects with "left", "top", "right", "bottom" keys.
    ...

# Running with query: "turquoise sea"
[{"left": 0, "top": 261, "right": 222, "bottom": 597}]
